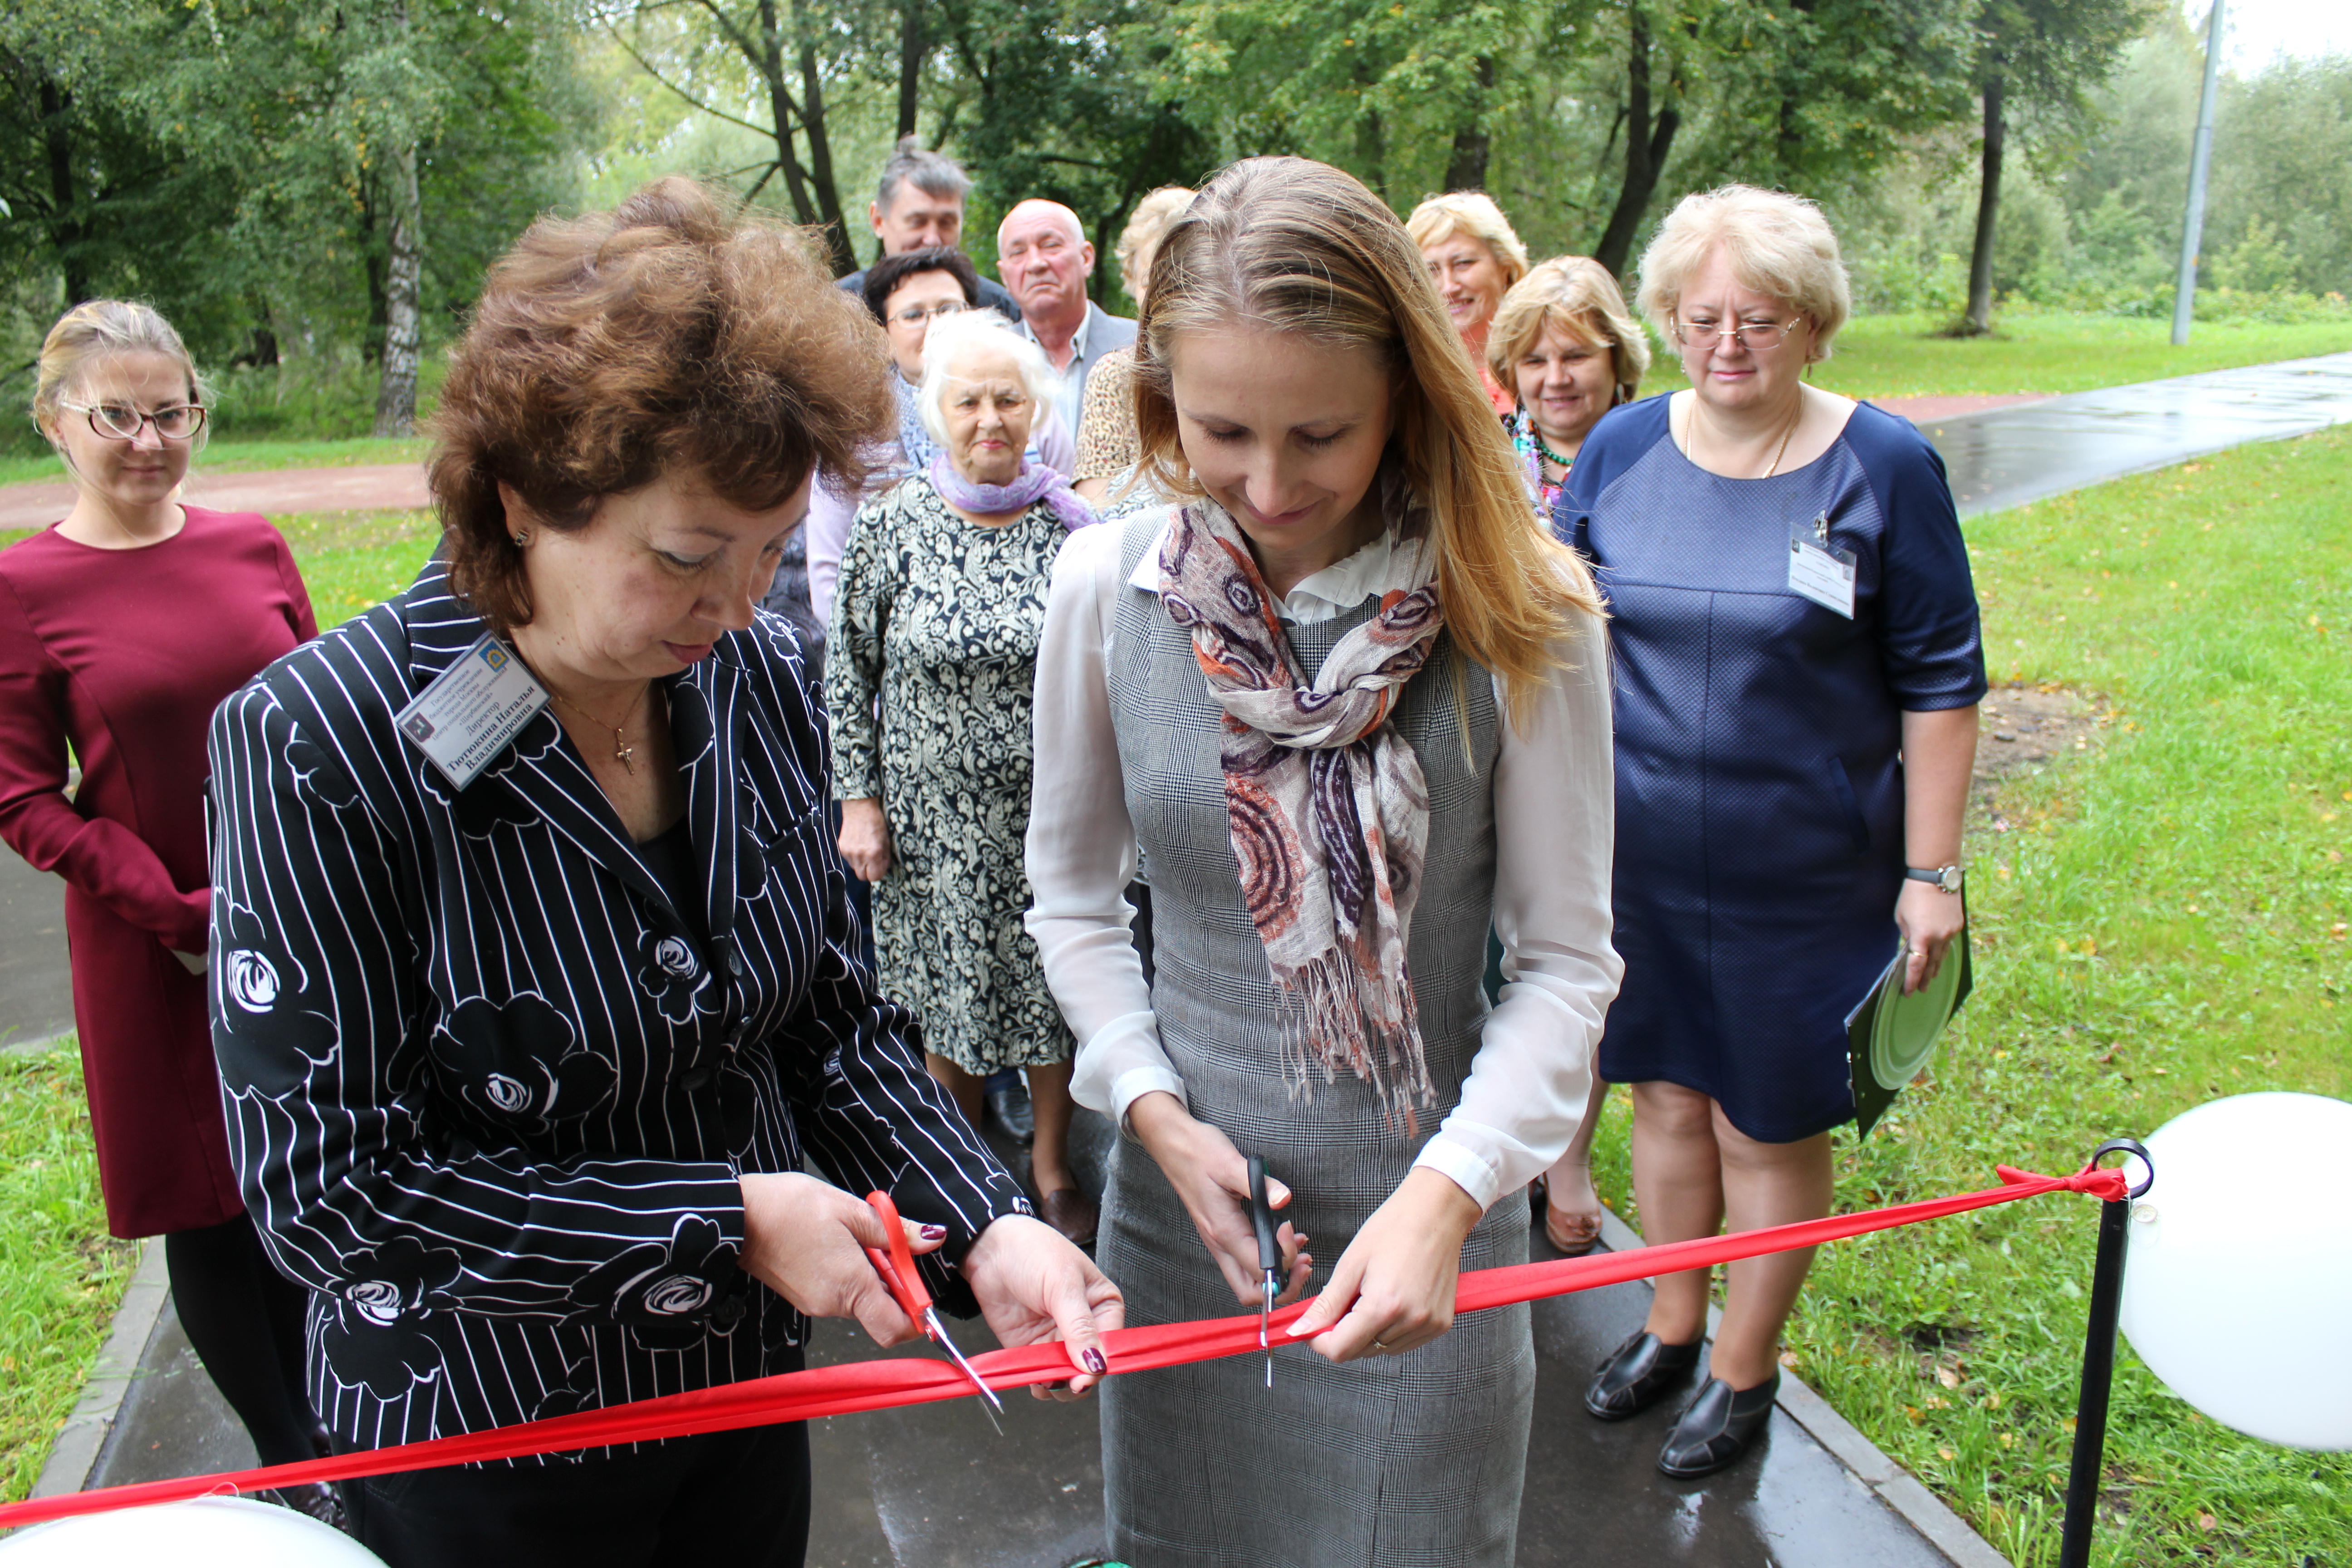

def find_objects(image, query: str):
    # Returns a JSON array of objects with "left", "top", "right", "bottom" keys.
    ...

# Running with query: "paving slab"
[
  {"left": 1916, "top": 351, "right": 2352, "bottom": 516},
  {"left": 0, "top": 846, "right": 72, "bottom": 1050}
]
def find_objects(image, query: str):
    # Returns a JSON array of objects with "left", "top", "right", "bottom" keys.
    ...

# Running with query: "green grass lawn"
[
  {"left": 0, "top": 1045, "right": 135, "bottom": 1505},
  {"left": 1642, "top": 309, "right": 2352, "bottom": 402},
  {"left": 1590, "top": 426, "right": 2351, "bottom": 1566},
  {"left": 0, "top": 436, "right": 428, "bottom": 491}
]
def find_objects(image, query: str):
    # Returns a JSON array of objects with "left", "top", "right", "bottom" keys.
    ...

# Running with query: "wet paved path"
[{"left": 1914, "top": 351, "right": 2352, "bottom": 516}]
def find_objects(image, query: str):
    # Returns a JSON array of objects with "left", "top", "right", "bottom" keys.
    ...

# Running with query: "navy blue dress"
[{"left": 1553, "top": 398, "right": 1985, "bottom": 1142}]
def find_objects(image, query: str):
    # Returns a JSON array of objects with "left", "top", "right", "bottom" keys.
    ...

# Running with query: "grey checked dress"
[
  {"left": 1098, "top": 515, "right": 1534, "bottom": 1566},
  {"left": 828, "top": 478, "right": 1073, "bottom": 1075}
]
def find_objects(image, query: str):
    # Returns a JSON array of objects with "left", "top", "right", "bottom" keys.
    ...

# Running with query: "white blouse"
[{"left": 1024, "top": 513, "right": 1623, "bottom": 1211}]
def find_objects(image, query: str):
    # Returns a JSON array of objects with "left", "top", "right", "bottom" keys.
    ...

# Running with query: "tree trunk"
[
  {"left": 755, "top": 0, "right": 821, "bottom": 225},
  {"left": 1593, "top": 10, "right": 1681, "bottom": 279},
  {"left": 797, "top": 37, "right": 857, "bottom": 276},
  {"left": 1774, "top": 0, "right": 1817, "bottom": 178},
  {"left": 1444, "top": 55, "right": 1495, "bottom": 191},
  {"left": 37, "top": 78, "right": 90, "bottom": 304},
  {"left": 1963, "top": 72, "right": 2004, "bottom": 334},
  {"left": 897, "top": 1, "right": 923, "bottom": 141},
  {"left": 373, "top": 139, "right": 424, "bottom": 436}
]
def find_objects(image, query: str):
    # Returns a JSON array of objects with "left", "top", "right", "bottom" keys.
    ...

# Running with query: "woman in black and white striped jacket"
[{"left": 206, "top": 178, "right": 1118, "bottom": 1567}]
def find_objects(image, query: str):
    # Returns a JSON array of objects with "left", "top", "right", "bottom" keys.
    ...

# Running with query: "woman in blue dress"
[{"left": 1552, "top": 185, "right": 1983, "bottom": 1479}]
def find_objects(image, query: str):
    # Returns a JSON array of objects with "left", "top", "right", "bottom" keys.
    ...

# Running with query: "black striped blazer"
[{"left": 206, "top": 563, "right": 1026, "bottom": 1452}]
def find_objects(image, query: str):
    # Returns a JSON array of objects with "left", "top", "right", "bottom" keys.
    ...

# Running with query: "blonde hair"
[
  {"left": 1635, "top": 185, "right": 1852, "bottom": 363},
  {"left": 1114, "top": 186, "right": 1195, "bottom": 305},
  {"left": 1404, "top": 191, "right": 1530, "bottom": 290},
  {"left": 1135, "top": 157, "right": 1599, "bottom": 728},
  {"left": 32, "top": 300, "right": 208, "bottom": 464},
  {"left": 916, "top": 309, "right": 1058, "bottom": 449},
  {"left": 1487, "top": 256, "right": 1652, "bottom": 407}
]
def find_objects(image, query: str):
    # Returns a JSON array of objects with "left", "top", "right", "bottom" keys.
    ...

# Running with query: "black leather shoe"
[
  {"left": 1583, "top": 1330, "right": 1702, "bottom": 1421},
  {"left": 986, "top": 1076, "right": 1035, "bottom": 1142},
  {"left": 1658, "top": 1373, "right": 1779, "bottom": 1478}
]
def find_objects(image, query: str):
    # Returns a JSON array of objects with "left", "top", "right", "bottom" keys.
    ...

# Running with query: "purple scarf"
[{"left": 927, "top": 453, "right": 1098, "bottom": 533}]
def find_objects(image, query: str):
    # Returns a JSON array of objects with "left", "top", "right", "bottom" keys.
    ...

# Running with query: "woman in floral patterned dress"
[{"left": 831, "top": 310, "right": 1102, "bottom": 1245}]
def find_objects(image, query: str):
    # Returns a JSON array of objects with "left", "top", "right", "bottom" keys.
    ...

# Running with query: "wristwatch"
[{"left": 1905, "top": 865, "right": 1964, "bottom": 895}]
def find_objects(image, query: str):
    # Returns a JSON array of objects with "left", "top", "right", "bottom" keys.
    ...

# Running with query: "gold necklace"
[
  {"left": 1759, "top": 397, "right": 1804, "bottom": 478},
  {"left": 545, "top": 682, "right": 650, "bottom": 775},
  {"left": 1686, "top": 393, "right": 1805, "bottom": 478}
]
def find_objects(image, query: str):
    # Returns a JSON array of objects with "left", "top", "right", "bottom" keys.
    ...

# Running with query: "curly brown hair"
[{"left": 430, "top": 176, "right": 896, "bottom": 631}]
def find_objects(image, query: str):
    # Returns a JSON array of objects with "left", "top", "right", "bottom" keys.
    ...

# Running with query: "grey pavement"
[
  {"left": 1918, "top": 350, "right": 2352, "bottom": 517},
  {"left": 0, "top": 845, "right": 71, "bottom": 1051}
]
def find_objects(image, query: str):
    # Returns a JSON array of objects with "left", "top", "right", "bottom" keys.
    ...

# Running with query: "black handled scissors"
[
  {"left": 863, "top": 1189, "right": 1005, "bottom": 1433},
  {"left": 1246, "top": 1155, "right": 1280, "bottom": 1389}
]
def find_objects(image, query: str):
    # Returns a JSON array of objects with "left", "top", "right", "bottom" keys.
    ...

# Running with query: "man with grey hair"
[
  {"left": 836, "top": 137, "right": 1020, "bottom": 322},
  {"left": 996, "top": 198, "right": 1135, "bottom": 438}
]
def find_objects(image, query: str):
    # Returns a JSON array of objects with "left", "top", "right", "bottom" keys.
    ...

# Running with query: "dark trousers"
[{"left": 341, "top": 1420, "right": 811, "bottom": 1568}]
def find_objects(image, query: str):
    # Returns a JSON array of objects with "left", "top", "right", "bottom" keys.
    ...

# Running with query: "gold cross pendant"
[{"left": 614, "top": 738, "right": 636, "bottom": 774}]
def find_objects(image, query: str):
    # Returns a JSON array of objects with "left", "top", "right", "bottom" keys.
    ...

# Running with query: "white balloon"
[
  {"left": 0, "top": 1496, "right": 387, "bottom": 1566},
  {"left": 2118, "top": 1091, "right": 2352, "bottom": 1450}
]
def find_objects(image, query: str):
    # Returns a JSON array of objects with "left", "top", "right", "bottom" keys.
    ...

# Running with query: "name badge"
[
  {"left": 394, "top": 633, "right": 551, "bottom": 790},
  {"left": 1788, "top": 515, "right": 1856, "bottom": 619}
]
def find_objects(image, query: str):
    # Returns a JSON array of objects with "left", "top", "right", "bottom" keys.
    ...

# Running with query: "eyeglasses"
[
  {"left": 60, "top": 401, "right": 208, "bottom": 442},
  {"left": 892, "top": 301, "right": 967, "bottom": 327},
  {"left": 1671, "top": 318, "right": 1799, "bottom": 352}
]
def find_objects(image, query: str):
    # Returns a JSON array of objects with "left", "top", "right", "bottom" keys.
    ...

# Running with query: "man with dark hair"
[{"left": 836, "top": 137, "right": 1021, "bottom": 322}]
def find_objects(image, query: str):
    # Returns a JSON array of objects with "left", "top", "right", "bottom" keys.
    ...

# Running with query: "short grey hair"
[
  {"left": 917, "top": 310, "right": 1058, "bottom": 449},
  {"left": 876, "top": 136, "right": 972, "bottom": 213},
  {"left": 1635, "top": 185, "right": 1852, "bottom": 363}
]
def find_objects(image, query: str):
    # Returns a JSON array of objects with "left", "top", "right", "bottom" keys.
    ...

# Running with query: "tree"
[
  {"left": 1592, "top": 4, "right": 1687, "bottom": 277},
  {"left": 602, "top": 0, "right": 876, "bottom": 274},
  {"left": 1957, "top": 0, "right": 2149, "bottom": 333}
]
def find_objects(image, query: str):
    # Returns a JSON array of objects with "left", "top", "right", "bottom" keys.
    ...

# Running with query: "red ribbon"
[{"left": 0, "top": 1162, "right": 2127, "bottom": 1532}]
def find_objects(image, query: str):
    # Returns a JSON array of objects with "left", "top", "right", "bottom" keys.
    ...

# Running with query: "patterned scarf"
[
  {"left": 927, "top": 454, "right": 1098, "bottom": 534},
  {"left": 1156, "top": 479, "right": 1444, "bottom": 1128}
]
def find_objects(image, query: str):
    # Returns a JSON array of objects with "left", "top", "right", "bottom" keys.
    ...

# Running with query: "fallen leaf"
[
  {"left": 2198, "top": 1512, "right": 2216, "bottom": 1531},
  {"left": 1936, "top": 1366, "right": 1962, "bottom": 1389}
]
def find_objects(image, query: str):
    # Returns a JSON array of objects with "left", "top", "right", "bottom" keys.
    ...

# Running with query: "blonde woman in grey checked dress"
[{"left": 1027, "top": 158, "right": 1621, "bottom": 1566}]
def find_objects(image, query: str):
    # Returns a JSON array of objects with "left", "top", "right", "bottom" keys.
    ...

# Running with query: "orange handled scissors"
[{"left": 862, "top": 1190, "right": 1006, "bottom": 1433}]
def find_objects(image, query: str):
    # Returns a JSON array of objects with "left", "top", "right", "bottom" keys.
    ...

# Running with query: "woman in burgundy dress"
[{"left": 0, "top": 300, "right": 328, "bottom": 1507}]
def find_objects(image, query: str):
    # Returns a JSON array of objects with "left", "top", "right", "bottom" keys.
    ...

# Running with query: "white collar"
[
  {"left": 1024, "top": 302, "right": 1093, "bottom": 368},
  {"left": 1125, "top": 506, "right": 1433, "bottom": 626}
]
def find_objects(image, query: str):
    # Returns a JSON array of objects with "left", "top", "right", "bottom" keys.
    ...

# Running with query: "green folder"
[{"left": 1846, "top": 912, "right": 1973, "bottom": 1138}]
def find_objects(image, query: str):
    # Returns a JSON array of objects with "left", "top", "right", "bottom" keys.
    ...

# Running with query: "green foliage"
[
  {"left": 0, "top": 1044, "right": 134, "bottom": 1506},
  {"left": 0, "top": 1, "right": 594, "bottom": 368}
]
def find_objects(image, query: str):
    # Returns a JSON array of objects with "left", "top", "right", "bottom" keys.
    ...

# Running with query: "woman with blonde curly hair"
[
  {"left": 1029, "top": 156, "right": 1619, "bottom": 1564},
  {"left": 1555, "top": 183, "right": 1981, "bottom": 1480},
  {"left": 1072, "top": 184, "right": 1194, "bottom": 505},
  {"left": 1406, "top": 190, "right": 1530, "bottom": 416},
  {"left": 1485, "top": 254, "right": 1651, "bottom": 518}
]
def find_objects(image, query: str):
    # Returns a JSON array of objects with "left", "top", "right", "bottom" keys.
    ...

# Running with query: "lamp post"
[{"left": 2170, "top": 0, "right": 2227, "bottom": 346}]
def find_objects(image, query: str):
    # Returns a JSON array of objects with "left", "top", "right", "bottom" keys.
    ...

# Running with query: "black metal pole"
[{"left": 2057, "top": 1137, "right": 2153, "bottom": 1568}]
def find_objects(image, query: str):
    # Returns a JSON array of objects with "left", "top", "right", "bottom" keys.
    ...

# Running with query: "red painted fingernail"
[
  {"left": 1083, "top": 1348, "right": 1108, "bottom": 1375},
  {"left": 919, "top": 1225, "right": 947, "bottom": 1241}
]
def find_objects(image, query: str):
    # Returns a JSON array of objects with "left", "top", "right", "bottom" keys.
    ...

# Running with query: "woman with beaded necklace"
[{"left": 1485, "top": 255, "right": 1650, "bottom": 520}]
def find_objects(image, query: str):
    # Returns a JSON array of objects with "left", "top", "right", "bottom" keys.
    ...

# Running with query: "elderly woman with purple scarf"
[{"left": 830, "top": 309, "right": 1102, "bottom": 1245}]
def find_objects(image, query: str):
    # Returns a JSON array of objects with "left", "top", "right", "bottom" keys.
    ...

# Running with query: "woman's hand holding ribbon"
[
  {"left": 965, "top": 1215, "right": 1127, "bottom": 1401},
  {"left": 1286, "top": 1166, "right": 1481, "bottom": 1362}
]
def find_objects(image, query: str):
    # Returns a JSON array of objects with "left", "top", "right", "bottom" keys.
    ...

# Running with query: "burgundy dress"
[{"left": 0, "top": 505, "right": 315, "bottom": 1236}]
